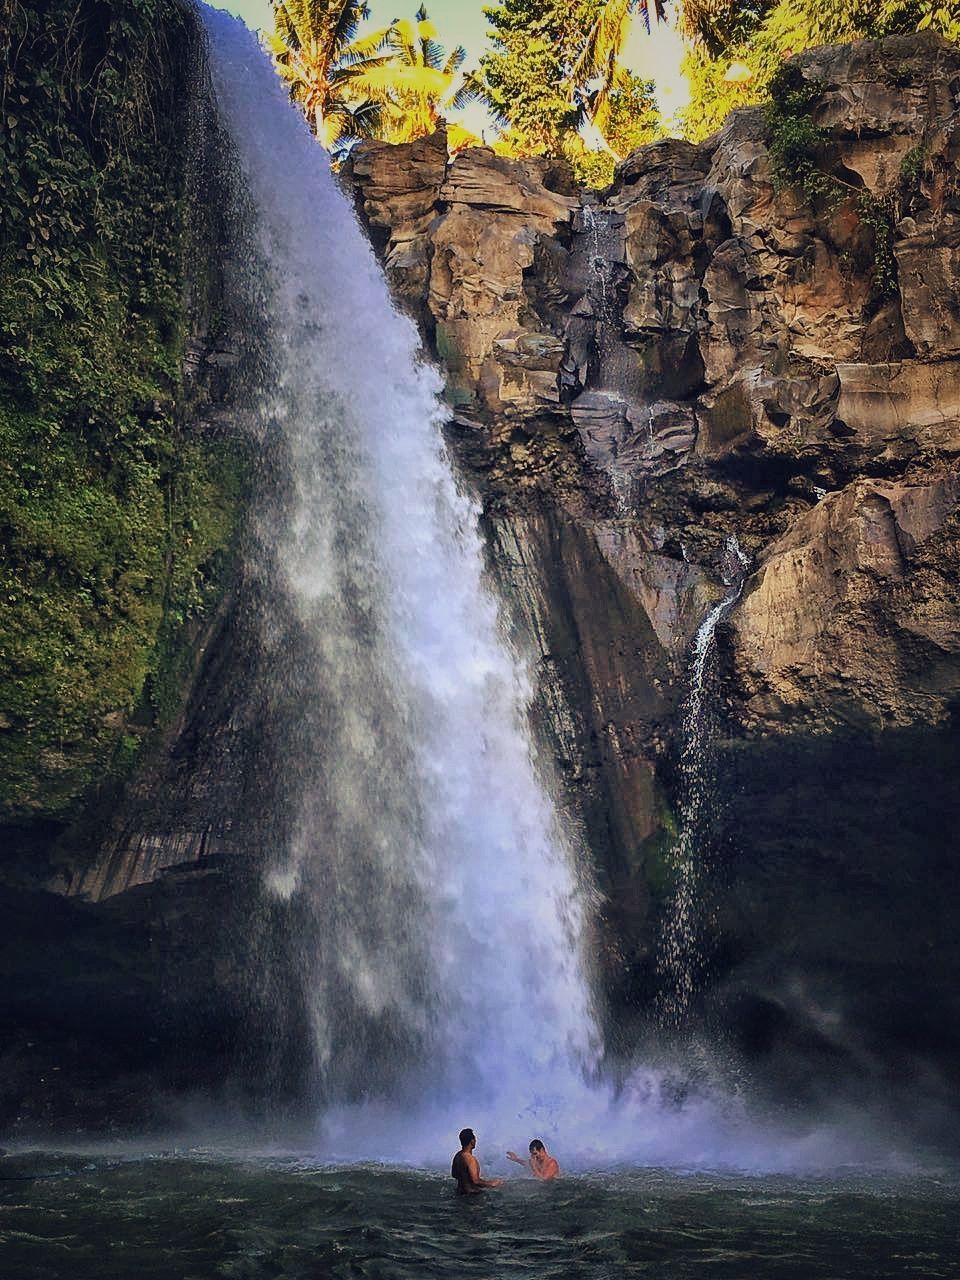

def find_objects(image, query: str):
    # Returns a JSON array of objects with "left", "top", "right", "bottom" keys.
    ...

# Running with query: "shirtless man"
[
  {"left": 451, "top": 1128, "right": 504, "bottom": 1195},
  {"left": 506, "top": 1138, "right": 560, "bottom": 1180}
]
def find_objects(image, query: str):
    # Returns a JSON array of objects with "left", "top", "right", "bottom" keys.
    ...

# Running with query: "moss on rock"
[{"left": 0, "top": 0, "right": 248, "bottom": 819}]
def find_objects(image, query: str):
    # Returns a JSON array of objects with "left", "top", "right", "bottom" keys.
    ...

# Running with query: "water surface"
[{"left": 1, "top": 1153, "right": 957, "bottom": 1278}]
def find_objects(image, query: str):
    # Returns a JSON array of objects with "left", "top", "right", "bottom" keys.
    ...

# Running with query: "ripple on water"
[{"left": 0, "top": 1157, "right": 959, "bottom": 1279}]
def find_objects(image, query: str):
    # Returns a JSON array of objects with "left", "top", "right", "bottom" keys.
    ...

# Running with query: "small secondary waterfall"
[
  {"left": 202, "top": 10, "right": 597, "bottom": 1140},
  {"left": 581, "top": 202, "right": 615, "bottom": 314},
  {"left": 657, "top": 537, "right": 749, "bottom": 1026}
]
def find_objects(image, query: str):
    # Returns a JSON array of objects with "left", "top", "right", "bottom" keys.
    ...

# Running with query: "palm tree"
[
  {"left": 265, "top": 0, "right": 397, "bottom": 154},
  {"left": 569, "top": 0, "right": 667, "bottom": 156},
  {"left": 371, "top": 5, "right": 471, "bottom": 143}
]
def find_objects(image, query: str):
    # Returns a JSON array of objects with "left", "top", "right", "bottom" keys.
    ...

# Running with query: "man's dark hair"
[
  {"left": 459, "top": 1128, "right": 475, "bottom": 1147},
  {"left": 529, "top": 1139, "right": 544, "bottom": 1152}
]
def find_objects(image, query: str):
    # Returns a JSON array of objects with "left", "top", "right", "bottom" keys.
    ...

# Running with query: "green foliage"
[
  {"left": 881, "top": 0, "right": 960, "bottom": 41},
  {"left": 142, "top": 440, "right": 248, "bottom": 730},
  {"left": 374, "top": 6, "right": 470, "bottom": 143},
  {"left": 764, "top": 64, "right": 900, "bottom": 298},
  {"left": 267, "top": 0, "right": 398, "bottom": 154},
  {"left": 676, "top": 0, "right": 960, "bottom": 142},
  {"left": 857, "top": 193, "right": 898, "bottom": 297},
  {"left": 473, "top": 0, "right": 662, "bottom": 173},
  {"left": 0, "top": 0, "right": 247, "bottom": 819},
  {"left": 600, "top": 70, "right": 661, "bottom": 158},
  {"left": 569, "top": 146, "right": 619, "bottom": 190},
  {"left": 899, "top": 142, "right": 925, "bottom": 212},
  {"left": 477, "top": 0, "right": 585, "bottom": 154},
  {"left": 765, "top": 65, "right": 834, "bottom": 201},
  {"left": 564, "top": 72, "right": 660, "bottom": 189},
  {"left": 677, "top": 46, "right": 753, "bottom": 142},
  {"left": 267, "top": 2, "right": 477, "bottom": 155}
]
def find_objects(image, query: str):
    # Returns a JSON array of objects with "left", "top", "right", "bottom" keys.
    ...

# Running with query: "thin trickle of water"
[
  {"left": 580, "top": 201, "right": 618, "bottom": 325},
  {"left": 658, "top": 537, "right": 749, "bottom": 1026},
  {"left": 202, "top": 9, "right": 597, "bottom": 1118}
]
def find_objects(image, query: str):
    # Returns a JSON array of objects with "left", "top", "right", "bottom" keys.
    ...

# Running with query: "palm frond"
[
  {"left": 570, "top": 0, "right": 632, "bottom": 88},
  {"left": 636, "top": 0, "right": 667, "bottom": 34},
  {"left": 333, "top": 60, "right": 405, "bottom": 105},
  {"left": 337, "top": 23, "right": 394, "bottom": 63},
  {"left": 271, "top": 0, "right": 305, "bottom": 50},
  {"left": 442, "top": 45, "right": 467, "bottom": 77},
  {"left": 329, "top": 0, "right": 369, "bottom": 53},
  {"left": 449, "top": 68, "right": 486, "bottom": 110},
  {"left": 446, "top": 121, "right": 482, "bottom": 153},
  {"left": 389, "top": 17, "right": 420, "bottom": 67},
  {"left": 362, "top": 63, "right": 450, "bottom": 96},
  {"left": 345, "top": 96, "right": 389, "bottom": 135}
]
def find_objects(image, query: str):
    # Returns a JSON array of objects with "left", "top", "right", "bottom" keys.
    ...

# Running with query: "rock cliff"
[
  {"left": 346, "top": 32, "right": 960, "bottom": 741},
  {"left": 344, "top": 32, "right": 960, "bottom": 1104},
  {"left": 2, "top": 16, "right": 959, "bottom": 1137}
]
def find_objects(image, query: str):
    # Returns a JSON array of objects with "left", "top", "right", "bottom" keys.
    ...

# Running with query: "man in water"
[
  {"left": 506, "top": 1138, "right": 560, "bottom": 1180},
  {"left": 451, "top": 1128, "right": 504, "bottom": 1194}
]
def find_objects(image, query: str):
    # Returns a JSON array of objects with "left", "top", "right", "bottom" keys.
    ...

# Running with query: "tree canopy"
[
  {"left": 372, "top": 6, "right": 472, "bottom": 144},
  {"left": 267, "top": 1, "right": 479, "bottom": 156},
  {"left": 470, "top": 0, "right": 662, "bottom": 185},
  {"left": 266, "top": 0, "right": 398, "bottom": 154},
  {"left": 265, "top": 0, "right": 960, "bottom": 169},
  {"left": 673, "top": 0, "right": 960, "bottom": 141}
]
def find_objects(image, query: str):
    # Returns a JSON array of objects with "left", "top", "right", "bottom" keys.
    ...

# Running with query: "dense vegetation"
[
  {"left": 268, "top": 0, "right": 958, "bottom": 177},
  {"left": 267, "top": 0, "right": 661, "bottom": 185},
  {"left": 473, "top": 0, "right": 661, "bottom": 185},
  {"left": 267, "top": 1, "right": 478, "bottom": 156},
  {"left": 676, "top": 0, "right": 960, "bottom": 140},
  {"left": 0, "top": 0, "right": 247, "bottom": 820}
]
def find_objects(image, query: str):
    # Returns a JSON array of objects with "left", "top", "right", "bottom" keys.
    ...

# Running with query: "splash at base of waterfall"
[{"left": 310, "top": 1065, "right": 932, "bottom": 1174}]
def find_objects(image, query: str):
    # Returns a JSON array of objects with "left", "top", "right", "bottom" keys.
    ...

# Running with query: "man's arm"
[{"left": 465, "top": 1151, "right": 503, "bottom": 1188}]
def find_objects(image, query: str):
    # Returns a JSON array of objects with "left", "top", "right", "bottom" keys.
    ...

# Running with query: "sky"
[{"left": 206, "top": 0, "right": 690, "bottom": 134}]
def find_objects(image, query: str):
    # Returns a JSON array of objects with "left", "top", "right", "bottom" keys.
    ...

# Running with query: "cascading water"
[
  {"left": 581, "top": 202, "right": 614, "bottom": 313},
  {"left": 196, "top": 11, "right": 900, "bottom": 1172},
  {"left": 657, "top": 537, "right": 750, "bottom": 1026},
  {"left": 202, "top": 8, "right": 597, "bottom": 1149}
]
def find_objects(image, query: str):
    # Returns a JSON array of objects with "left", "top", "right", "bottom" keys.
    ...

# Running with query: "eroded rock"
[{"left": 347, "top": 31, "right": 960, "bottom": 750}]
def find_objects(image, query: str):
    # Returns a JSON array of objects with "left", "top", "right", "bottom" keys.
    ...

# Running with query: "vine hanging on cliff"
[
  {"left": 0, "top": 0, "right": 247, "bottom": 819},
  {"left": 764, "top": 62, "right": 907, "bottom": 299}
]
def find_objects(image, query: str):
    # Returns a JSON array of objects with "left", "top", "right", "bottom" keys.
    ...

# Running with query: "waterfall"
[
  {"left": 657, "top": 537, "right": 749, "bottom": 1026},
  {"left": 195, "top": 12, "right": 874, "bottom": 1175},
  {"left": 581, "top": 202, "right": 614, "bottom": 312},
  {"left": 201, "top": 10, "right": 597, "bottom": 1143}
]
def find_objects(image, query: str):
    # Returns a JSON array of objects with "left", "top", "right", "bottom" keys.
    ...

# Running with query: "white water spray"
[{"left": 202, "top": 9, "right": 596, "bottom": 1124}]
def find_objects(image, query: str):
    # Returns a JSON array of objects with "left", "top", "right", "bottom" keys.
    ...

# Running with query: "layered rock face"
[
  {"left": 346, "top": 35, "right": 960, "bottom": 752},
  {"left": 346, "top": 33, "right": 960, "bottom": 739},
  {"left": 346, "top": 33, "right": 960, "bottom": 1109}
]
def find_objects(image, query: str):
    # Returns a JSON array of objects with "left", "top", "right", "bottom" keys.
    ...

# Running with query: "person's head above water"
[
  {"left": 459, "top": 1128, "right": 476, "bottom": 1149},
  {"left": 506, "top": 1138, "right": 558, "bottom": 1179}
]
